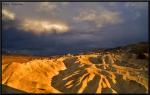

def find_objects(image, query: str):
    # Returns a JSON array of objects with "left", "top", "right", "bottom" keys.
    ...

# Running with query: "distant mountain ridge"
[{"left": 2, "top": 41, "right": 149, "bottom": 57}]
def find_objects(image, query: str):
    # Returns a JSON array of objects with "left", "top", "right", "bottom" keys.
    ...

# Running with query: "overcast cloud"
[{"left": 2, "top": 2, "right": 148, "bottom": 55}]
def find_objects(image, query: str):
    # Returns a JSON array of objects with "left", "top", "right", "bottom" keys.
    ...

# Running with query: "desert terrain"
[{"left": 2, "top": 42, "right": 149, "bottom": 94}]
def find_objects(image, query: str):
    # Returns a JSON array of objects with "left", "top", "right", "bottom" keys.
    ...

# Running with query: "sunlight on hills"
[{"left": 2, "top": 43, "right": 148, "bottom": 94}]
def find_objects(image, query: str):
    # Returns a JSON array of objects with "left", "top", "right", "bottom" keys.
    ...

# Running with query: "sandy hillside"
[{"left": 2, "top": 43, "right": 149, "bottom": 94}]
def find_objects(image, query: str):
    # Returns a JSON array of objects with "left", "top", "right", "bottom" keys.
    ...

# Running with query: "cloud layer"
[
  {"left": 74, "top": 9, "right": 122, "bottom": 28},
  {"left": 2, "top": 8, "right": 15, "bottom": 20},
  {"left": 19, "top": 19, "right": 70, "bottom": 34},
  {"left": 2, "top": 2, "right": 148, "bottom": 55}
]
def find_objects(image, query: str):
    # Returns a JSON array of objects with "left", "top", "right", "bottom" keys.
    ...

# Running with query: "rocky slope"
[{"left": 2, "top": 42, "right": 149, "bottom": 94}]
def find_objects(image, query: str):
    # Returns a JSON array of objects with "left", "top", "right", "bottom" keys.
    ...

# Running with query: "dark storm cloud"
[{"left": 2, "top": 2, "right": 148, "bottom": 55}]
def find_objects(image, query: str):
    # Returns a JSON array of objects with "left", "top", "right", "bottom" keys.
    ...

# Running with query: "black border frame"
[{"left": 1, "top": 0, "right": 149, "bottom": 95}]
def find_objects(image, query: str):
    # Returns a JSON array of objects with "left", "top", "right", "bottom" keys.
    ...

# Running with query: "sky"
[{"left": 2, "top": 2, "right": 148, "bottom": 56}]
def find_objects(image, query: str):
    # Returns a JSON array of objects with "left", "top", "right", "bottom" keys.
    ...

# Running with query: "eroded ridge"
[
  {"left": 52, "top": 53, "right": 148, "bottom": 93},
  {"left": 2, "top": 59, "right": 66, "bottom": 93},
  {"left": 2, "top": 48, "right": 148, "bottom": 93}
]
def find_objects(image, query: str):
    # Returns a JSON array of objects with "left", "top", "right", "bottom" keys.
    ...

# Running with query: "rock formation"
[{"left": 2, "top": 43, "right": 148, "bottom": 94}]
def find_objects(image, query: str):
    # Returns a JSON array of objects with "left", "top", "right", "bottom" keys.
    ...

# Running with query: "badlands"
[{"left": 2, "top": 42, "right": 149, "bottom": 94}]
